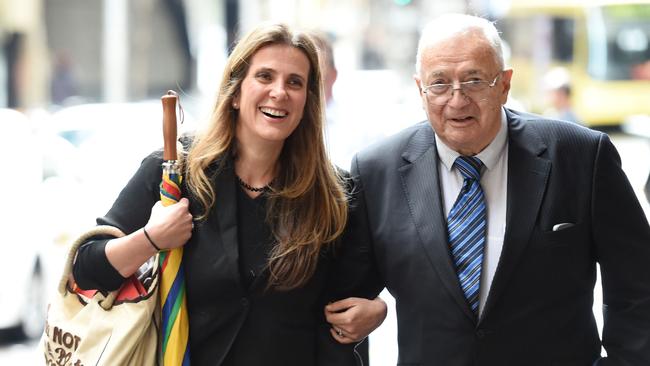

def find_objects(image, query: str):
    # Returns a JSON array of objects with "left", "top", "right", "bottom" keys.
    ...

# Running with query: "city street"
[
  {"left": 1, "top": 131, "right": 649, "bottom": 364},
  {"left": 3, "top": 0, "right": 649, "bottom": 364}
]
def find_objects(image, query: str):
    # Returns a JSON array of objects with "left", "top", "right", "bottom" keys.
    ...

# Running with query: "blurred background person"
[
  {"left": 646, "top": 171, "right": 650, "bottom": 204},
  {"left": 543, "top": 67, "right": 581, "bottom": 125},
  {"left": 50, "top": 51, "right": 77, "bottom": 106},
  {"left": 312, "top": 31, "right": 337, "bottom": 110},
  {"left": 311, "top": 31, "right": 351, "bottom": 168},
  {"left": 311, "top": 30, "right": 387, "bottom": 171}
]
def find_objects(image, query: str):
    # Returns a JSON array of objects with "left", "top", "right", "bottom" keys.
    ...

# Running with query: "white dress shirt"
[{"left": 435, "top": 109, "right": 509, "bottom": 317}]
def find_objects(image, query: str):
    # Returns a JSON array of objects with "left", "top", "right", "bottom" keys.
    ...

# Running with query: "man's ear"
[
  {"left": 414, "top": 74, "right": 428, "bottom": 111},
  {"left": 414, "top": 74, "right": 424, "bottom": 97},
  {"left": 499, "top": 69, "right": 514, "bottom": 104}
]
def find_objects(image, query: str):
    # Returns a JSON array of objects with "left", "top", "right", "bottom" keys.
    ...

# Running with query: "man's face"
[{"left": 415, "top": 30, "right": 513, "bottom": 156}]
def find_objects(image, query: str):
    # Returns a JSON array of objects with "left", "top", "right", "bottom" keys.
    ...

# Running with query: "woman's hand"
[
  {"left": 325, "top": 297, "right": 387, "bottom": 344},
  {"left": 106, "top": 198, "right": 194, "bottom": 277},
  {"left": 144, "top": 197, "right": 194, "bottom": 250}
]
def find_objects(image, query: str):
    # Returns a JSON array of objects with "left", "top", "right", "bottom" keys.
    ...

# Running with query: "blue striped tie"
[{"left": 447, "top": 156, "right": 486, "bottom": 316}]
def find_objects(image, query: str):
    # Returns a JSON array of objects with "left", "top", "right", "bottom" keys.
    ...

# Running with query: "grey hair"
[{"left": 415, "top": 13, "right": 504, "bottom": 75}]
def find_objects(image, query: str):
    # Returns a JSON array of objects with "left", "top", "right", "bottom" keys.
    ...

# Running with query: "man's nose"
[{"left": 447, "top": 85, "right": 470, "bottom": 107}]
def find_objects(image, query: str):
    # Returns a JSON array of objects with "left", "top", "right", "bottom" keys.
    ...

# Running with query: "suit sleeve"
[{"left": 592, "top": 134, "right": 650, "bottom": 365}]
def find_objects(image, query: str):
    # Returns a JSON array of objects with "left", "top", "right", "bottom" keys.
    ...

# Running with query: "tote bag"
[{"left": 41, "top": 225, "right": 159, "bottom": 366}]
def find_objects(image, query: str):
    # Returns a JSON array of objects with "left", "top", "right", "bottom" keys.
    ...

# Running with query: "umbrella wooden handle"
[{"left": 162, "top": 91, "right": 178, "bottom": 160}]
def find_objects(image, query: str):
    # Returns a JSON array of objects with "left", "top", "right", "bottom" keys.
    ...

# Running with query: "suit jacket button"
[
  {"left": 241, "top": 297, "right": 249, "bottom": 307},
  {"left": 476, "top": 329, "right": 486, "bottom": 338}
]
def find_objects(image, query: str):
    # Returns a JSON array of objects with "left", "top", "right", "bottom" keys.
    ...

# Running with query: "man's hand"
[{"left": 325, "top": 297, "right": 387, "bottom": 344}]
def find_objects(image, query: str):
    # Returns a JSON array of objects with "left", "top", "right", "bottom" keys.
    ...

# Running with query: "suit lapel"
[
  {"left": 481, "top": 110, "right": 550, "bottom": 319},
  {"left": 399, "top": 124, "right": 476, "bottom": 321}
]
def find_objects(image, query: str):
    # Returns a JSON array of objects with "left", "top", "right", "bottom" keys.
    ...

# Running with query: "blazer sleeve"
[
  {"left": 315, "top": 160, "right": 384, "bottom": 366},
  {"left": 327, "top": 156, "right": 385, "bottom": 301},
  {"left": 592, "top": 134, "right": 650, "bottom": 365},
  {"left": 73, "top": 150, "right": 163, "bottom": 291}
]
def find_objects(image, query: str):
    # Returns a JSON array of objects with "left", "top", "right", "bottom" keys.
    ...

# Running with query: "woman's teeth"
[{"left": 260, "top": 107, "right": 287, "bottom": 118}]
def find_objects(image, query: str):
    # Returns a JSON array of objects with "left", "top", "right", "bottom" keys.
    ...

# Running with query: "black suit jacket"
[
  {"left": 347, "top": 109, "right": 650, "bottom": 365},
  {"left": 87, "top": 151, "right": 357, "bottom": 366}
]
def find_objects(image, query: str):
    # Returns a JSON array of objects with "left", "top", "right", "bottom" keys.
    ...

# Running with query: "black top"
[
  {"left": 235, "top": 186, "right": 271, "bottom": 290},
  {"left": 72, "top": 152, "right": 359, "bottom": 366}
]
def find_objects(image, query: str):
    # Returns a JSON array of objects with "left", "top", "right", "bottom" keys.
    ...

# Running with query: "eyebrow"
[
  {"left": 427, "top": 69, "right": 483, "bottom": 79},
  {"left": 255, "top": 67, "right": 307, "bottom": 82}
]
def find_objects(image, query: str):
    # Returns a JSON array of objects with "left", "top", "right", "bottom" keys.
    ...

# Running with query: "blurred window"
[
  {"left": 551, "top": 18, "right": 574, "bottom": 62},
  {"left": 499, "top": 18, "right": 534, "bottom": 60},
  {"left": 0, "top": 47, "right": 6, "bottom": 107},
  {"left": 59, "top": 130, "right": 95, "bottom": 147},
  {"left": 588, "top": 4, "right": 650, "bottom": 80},
  {"left": 500, "top": 16, "right": 574, "bottom": 62}
]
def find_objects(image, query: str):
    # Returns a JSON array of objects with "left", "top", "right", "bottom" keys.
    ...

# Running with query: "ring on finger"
[{"left": 336, "top": 328, "right": 344, "bottom": 337}]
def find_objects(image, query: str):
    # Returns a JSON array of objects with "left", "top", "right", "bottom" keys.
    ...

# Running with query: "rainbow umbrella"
[{"left": 159, "top": 91, "right": 190, "bottom": 365}]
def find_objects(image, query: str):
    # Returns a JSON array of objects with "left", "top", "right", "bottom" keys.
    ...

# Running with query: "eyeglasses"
[{"left": 421, "top": 73, "right": 501, "bottom": 106}]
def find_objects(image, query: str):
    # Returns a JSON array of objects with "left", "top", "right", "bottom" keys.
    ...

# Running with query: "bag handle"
[{"left": 58, "top": 225, "right": 129, "bottom": 310}]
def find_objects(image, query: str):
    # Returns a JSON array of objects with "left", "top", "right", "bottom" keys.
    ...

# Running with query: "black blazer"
[
  {"left": 94, "top": 152, "right": 357, "bottom": 366},
  {"left": 347, "top": 108, "right": 650, "bottom": 365}
]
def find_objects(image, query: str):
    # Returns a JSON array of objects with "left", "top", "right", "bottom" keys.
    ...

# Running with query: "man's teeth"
[{"left": 260, "top": 107, "right": 288, "bottom": 118}]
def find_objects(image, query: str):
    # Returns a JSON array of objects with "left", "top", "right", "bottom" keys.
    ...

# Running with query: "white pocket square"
[{"left": 552, "top": 222, "right": 575, "bottom": 231}]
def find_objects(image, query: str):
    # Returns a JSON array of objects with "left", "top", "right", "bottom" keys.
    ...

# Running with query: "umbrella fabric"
[{"left": 159, "top": 166, "right": 190, "bottom": 365}]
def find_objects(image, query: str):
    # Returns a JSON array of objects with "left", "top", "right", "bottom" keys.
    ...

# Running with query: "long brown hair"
[{"left": 185, "top": 23, "right": 348, "bottom": 290}]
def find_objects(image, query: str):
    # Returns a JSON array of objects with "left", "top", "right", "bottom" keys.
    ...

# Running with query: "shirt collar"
[{"left": 436, "top": 108, "right": 508, "bottom": 172}]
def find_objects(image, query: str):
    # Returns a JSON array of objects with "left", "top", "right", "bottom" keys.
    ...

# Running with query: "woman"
[{"left": 73, "top": 23, "right": 375, "bottom": 365}]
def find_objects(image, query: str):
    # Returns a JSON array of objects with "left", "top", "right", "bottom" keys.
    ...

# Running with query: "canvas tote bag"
[{"left": 41, "top": 225, "right": 159, "bottom": 366}]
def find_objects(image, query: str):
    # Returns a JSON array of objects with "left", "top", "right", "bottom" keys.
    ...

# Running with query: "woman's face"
[{"left": 233, "top": 44, "right": 310, "bottom": 149}]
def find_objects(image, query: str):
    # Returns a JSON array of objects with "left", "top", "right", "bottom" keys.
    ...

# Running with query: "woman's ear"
[{"left": 232, "top": 94, "right": 240, "bottom": 110}]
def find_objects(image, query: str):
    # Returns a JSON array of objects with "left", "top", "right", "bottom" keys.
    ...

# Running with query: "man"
[
  {"left": 312, "top": 31, "right": 390, "bottom": 171},
  {"left": 329, "top": 13, "right": 650, "bottom": 365}
]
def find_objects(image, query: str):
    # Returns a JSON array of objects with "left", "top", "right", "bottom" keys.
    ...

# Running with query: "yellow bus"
[{"left": 497, "top": 0, "right": 650, "bottom": 126}]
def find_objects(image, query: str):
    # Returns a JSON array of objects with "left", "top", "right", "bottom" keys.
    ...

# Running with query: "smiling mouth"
[
  {"left": 260, "top": 107, "right": 288, "bottom": 119},
  {"left": 449, "top": 116, "right": 473, "bottom": 122}
]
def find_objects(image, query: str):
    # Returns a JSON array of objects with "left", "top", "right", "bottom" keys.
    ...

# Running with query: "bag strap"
[{"left": 58, "top": 225, "right": 126, "bottom": 309}]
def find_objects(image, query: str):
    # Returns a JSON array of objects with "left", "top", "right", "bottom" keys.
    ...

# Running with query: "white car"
[
  {"left": 0, "top": 109, "right": 48, "bottom": 340},
  {"left": 39, "top": 101, "right": 197, "bottom": 216}
]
